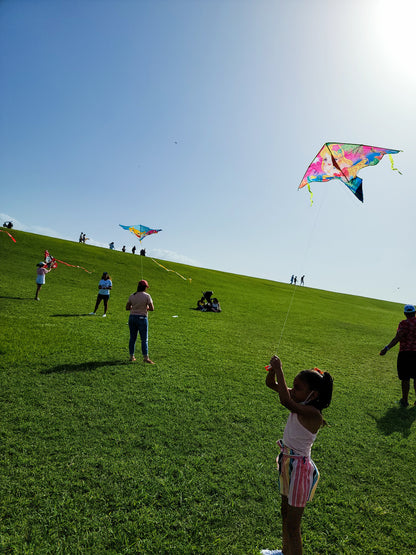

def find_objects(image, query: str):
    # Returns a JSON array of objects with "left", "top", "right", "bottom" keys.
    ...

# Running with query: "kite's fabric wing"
[
  {"left": 119, "top": 224, "right": 162, "bottom": 242},
  {"left": 299, "top": 143, "right": 401, "bottom": 202}
]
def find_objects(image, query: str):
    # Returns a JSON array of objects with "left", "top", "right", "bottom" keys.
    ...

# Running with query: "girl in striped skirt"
[{"left": 263, "top": 355, "right": 333, "bottom": 555}]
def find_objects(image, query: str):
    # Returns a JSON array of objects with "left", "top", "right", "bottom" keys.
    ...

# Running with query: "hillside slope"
[{"left": 1, "top": 229, "right": 415, "bottom": 554}]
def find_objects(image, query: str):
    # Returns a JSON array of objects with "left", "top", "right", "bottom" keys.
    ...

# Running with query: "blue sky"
[{"left": 1, "top": 0, "right": 415, "bottom": 303}]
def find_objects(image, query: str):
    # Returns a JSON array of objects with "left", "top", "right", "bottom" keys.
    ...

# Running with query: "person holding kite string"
[
  {"left": 380, "top": 304, "right": 416, "bottom": 407},
  {"left": 35, "top": 262, "right": 51, "bottom": 300},
  {"left": 125, "top": 279, "right": 154, "bottom": 364},
  {"left": 262, "top": 356, "right": 333, "bottom": 555},
  {"left": 89, "top": 272, "right": 112, "bottom": 317}
]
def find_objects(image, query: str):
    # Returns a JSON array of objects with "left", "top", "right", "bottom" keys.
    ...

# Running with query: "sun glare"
[{"left": 375, "top": 0, "right": 416, "bottom": 86}]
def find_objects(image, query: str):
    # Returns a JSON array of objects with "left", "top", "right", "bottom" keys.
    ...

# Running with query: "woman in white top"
[{"left": 126, "top": 279, "right": 154, "bottom": 363}]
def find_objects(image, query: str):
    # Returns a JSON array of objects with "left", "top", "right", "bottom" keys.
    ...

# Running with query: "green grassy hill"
[{"left": 1, "top": 229, "right": 415, "bottom": 554}]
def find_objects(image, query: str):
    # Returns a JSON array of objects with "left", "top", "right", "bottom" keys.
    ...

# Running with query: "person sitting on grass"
[
  {"left": 380, "top": 304, "right": 416, "bottom": 407},
  {"left": 210, "top": 298, "right": 221, "bottom": 312},
  {"left": 262, "top": 355, "right": 333, "bottom": 555}
]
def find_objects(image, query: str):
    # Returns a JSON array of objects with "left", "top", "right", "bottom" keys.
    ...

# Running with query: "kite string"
[
  {"left": 274, "top": 188, "right": 327, "bottom": 355},
  {"left": 275, "top": 285, "right": 297, "bottom": 353},
  {"left": 140, "top": 244, "right": 144, "bottom": 279}
]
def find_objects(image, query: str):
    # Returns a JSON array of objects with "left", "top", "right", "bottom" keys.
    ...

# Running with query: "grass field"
[{"left": 1, "top": 228, "right": 415, "bottom": 554}]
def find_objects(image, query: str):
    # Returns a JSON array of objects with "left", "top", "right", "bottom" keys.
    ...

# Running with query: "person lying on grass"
[{"left": 262, "top": 355, "right": 333, "bottom": 555}]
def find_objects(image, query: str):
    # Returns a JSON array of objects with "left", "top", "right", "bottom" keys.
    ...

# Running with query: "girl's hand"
[{"left": 269, "top": 355, "right": 282, "bottom": 371}]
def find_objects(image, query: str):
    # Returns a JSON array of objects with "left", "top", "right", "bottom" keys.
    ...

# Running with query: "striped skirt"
[{"left": 276, "top": 440, "right": 319, "bottom": 507}]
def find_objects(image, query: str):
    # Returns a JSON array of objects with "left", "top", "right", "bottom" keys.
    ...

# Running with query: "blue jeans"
[{"left": 129, "top": 315, "right": 148, "bottom": 356}]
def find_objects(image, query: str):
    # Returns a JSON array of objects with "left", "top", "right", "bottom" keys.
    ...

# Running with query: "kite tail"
[
  {"left": 307, "top": 184, "right": 313, "bottom": 206},
  {"left": 151, "top": 258, "right": 191, "bottom": 282},
  {"left": 0, "top": 230, "right": 16, "bottom": 242},
  {"left": 56, "top": 259, "right": 92, "bottom": 273},
  {"left": 389, "top": 154, "right": 402, "bottom": 175}
]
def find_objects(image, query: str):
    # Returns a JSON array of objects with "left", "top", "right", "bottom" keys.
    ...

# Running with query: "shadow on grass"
[
  {"left": 50, "top": 314, "right": 92, "bottom": 318},
  {"left": 41, "top": 360, "right": 131, "bottom": 374},
  {"left": 370, "top": 405, "right": 416, "bottom": 438},
  {"left": 0, "top": 295, "right": 31, "bottom": 300}
]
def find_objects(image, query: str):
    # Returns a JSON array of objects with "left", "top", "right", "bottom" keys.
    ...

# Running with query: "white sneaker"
[
  {"left": 102, "top": 314, "right": 106, "bottom": 318},
  {"left": 89, "top": 312, "right": 96, "bottom": 315},
  {"left": 260, "top": 550, "right": 283, "bottom": 555}
]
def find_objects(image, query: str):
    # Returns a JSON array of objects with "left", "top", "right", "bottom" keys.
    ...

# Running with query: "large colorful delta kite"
[
  {"left": 119, "top": 224, "right": 162, "bottom": 242},
  {"left": 298, "top": 143, "right": 401, "bottom": 203}
]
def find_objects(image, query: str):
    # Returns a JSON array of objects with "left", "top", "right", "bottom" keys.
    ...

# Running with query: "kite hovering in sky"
[
  {"left": 299, "top": 143, "right": 401, "bottom": 203},
  {"left": 119, "top": 224, "right": 162, "bottom": 242}
]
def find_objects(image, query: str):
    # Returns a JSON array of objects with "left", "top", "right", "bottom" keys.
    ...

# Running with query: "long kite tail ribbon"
[
  {"left": 56, "top": 259, "right": 92, "bottom": 273},
  {"left": 151, "top": 258, "right": 191, "bottom": 282},
  {"left": 388, "top": 154, "right": 402, "bottom": 175},
  {"left": 0, "top": 230, "right": 16, "bottom": 242}
]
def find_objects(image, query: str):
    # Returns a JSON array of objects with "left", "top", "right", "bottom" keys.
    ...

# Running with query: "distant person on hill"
[
  {"left": 126, "top": 279, "right": 154, "bottom": 364},
  {"left": 79, "top": 232, "right": 83, "bottom": 243},
  {"left": 122, "top": 245, "right": 126, "bottom": 252},
  {"left": 132, "top": 246, "right": 136, "bottom": 255},
  {"left": 263, "top": 356, "right": 333, "bottom": 555},
  {"left": 290, "top": 275, "right": 294, "bottom": 285},
  {"left": 300, "top": 275, "right": 305, "bottom": 286},
  {"left": 293, "top": 276, "right": 297, "bottom": 285},
  {"left": 89, "top": 272, "right": 112, "bottom": 317},
  {"left": 380, "top": 304, "right": 416, "bottom": 407},
  {"left": 109, "top": 242, "right": 115, "bottom": 250},
  {"left": 35, "top": 262, "right": 51, "bottom": 300}
]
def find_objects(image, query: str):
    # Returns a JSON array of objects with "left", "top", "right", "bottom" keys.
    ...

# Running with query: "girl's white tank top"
[{"left": 282, "top": 412, "right": 317, "bottom": 457}]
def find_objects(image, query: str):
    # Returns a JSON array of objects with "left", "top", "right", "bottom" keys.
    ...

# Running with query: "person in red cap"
[{"left": 126, "top": 279, "right": 154, "bottom": 363}]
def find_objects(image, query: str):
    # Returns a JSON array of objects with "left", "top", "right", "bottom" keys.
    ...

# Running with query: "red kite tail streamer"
[
  {"left": 44, "top": 250, "right": 92, "bottom": 273},
  {"left": 56, "top": 259, "right": 92, "bottom": 273},
  {"left": 0, "top": 230, "right": 16, "bottom": 242}
]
